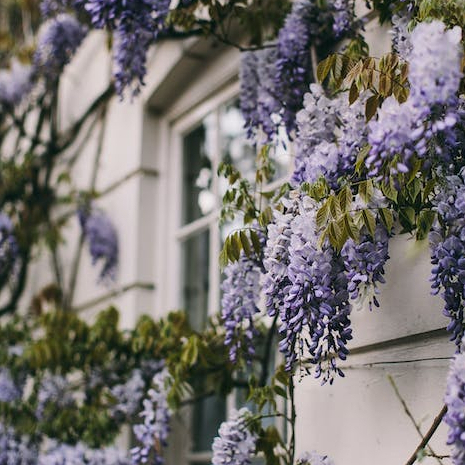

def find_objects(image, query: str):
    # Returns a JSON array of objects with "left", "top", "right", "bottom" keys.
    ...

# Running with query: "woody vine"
[{"left": 0, "top": 0, "right": 464, "bottom": 464}]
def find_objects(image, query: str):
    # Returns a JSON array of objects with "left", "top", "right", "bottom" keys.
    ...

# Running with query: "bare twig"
[
  {"left": 405, "top": 405, "right": 448, "bottom": 465},
  {"left": 388, "top": 375, "right": 443, "bottom": 465}
]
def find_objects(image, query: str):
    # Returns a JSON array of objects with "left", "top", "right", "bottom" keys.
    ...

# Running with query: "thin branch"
[
  {"left": 289, "top": 376, "right": 296, "bottom": 465},
  {"left": 259, "top": 313, "right": 278, "bottom": 387},
  {"left": 56, "top": 83, "right": 115, "bottom": 153},
  {"left": 405, "top": 405, "right": 448, "bottom": 465},
  {"left": 65, "top": 105, "right": 109, "bottom": 309},
  {"left": 310, "top": 45, "right": 319, "bottom": 83},
  {"left": 388, "top": 375, "right": 443, "bottom": 465}
]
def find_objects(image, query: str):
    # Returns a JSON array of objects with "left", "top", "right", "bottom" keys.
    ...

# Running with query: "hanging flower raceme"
[
  {"left": 85, "top": 0, "right": 171, "bottom": 96},
  {"left": 131, "top": 368, "right": 172, "bottom": 465},
  {"left": 430, "top": 173, "right": 465, "bottom": 348},
  {"left": 239, "top": 48, "right": 281, "bottom": 142},
  {"left": 78, "top": 206, "right": 119, "bottom": 282},
  {"left": 341, "top": 191, "right": 390, "bottom": 311},
  {"left": 0, "top": 367, "right": 22, "bottom": 403},
  {"left": 366, "top": 20, "right": 463, "bottom": 180},
  {"left": 274, "top": 0, "right": 355, "bottom": 136},
  {"left": 36, "top": 373, "right": 75, "bottom": 420},
  {"left": 211, "top": 408, "right": 257, "bottom": 465},
  {"left": 38, "top": 442, "right": 130, "bottom": 465},
  {"left": 34, "top": 13, "right": 87, "bottom": 83},
  {"left": 0, "top": 423, "right": 38, "bottom": 465},
  {"left": 0, "top": 61, "right": 33, "bottom": 109},
  {"left": 39, "top": 0, "right": 86, "bottom": 18},
  {"left": 444, "top": 339, "right": 465, "bottom": 465},
  {"left": 292, "top": 84, "right": 367, "bottom": 187},
  {"left": 221, "top": 250, "right": 263, "bottom": 364},
  {"left": 264, "top": 193, "right": 352, "bottom": 383},
  {"left": 109, "top": 369, "right": 145, "bottom": 420}
]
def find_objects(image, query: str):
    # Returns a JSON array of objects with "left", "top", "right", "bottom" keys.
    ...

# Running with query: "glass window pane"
[
  {"left": 181, "top": 230, "right": 210, "bottom": 332},
  {"left": 191, "top": 386, "right": 226, "bottom": 452},
  {"left": 182, "top": 114, "right": 216, "bottom": 225}
]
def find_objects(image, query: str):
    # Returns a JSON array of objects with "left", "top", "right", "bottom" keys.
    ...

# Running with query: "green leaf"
[
  {"left": 355, "top": 144, "right": 371, "bottom": 174},
  {"left": 399, "top": 206, "right": 416, "bottom": 231},
  {"left": 338, "top": 186, "right": 352, "bottom": 212},
  {"left": 362, "top": 209, "right": 376, "bottom": 237},
  {"left": 349, "top": 81, "right": 359, "bottom": 104},
  {"left": 273, "top": 385, "right": 287, "bottom": 398},
  {"left": 365, "top": 95, "right": 379, "bottom": 121},
  {"left": 250, "top": 230, "right": 261, "bottom": 256},
  {"left": 378, "top": 208, "right": 393, "bottom": 232},
  {"left": 381, "top": 178, "right": 398, "bottom": 202},
  {"left": 416, "top": 209, "right": 436, "bottom": 240},
  {"left": 359, "top": 179, "right": 374, "bottom": 203},
  {"left": 343, "top": 212, "right": 359, "bottom": 241},
  {"left": 316, "top": 200, "right": 330, "bottom": 229},
  {"left": 240, "top": 231, "right": 251, "bottom": 257},
  {"left": 328, "top": 195, "right": 342, "bottom": 219},
  {"left": 317, "top": 54, "right": 336, "bottom": 83}
]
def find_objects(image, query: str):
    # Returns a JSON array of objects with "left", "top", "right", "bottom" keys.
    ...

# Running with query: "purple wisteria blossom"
[
  {"left": 390, "top": 13, "right": 412, "bottom": 60},
  {"left": 297, "top": 451, "right": 336, "bottom": 465},
  {"left": 0, "top": 424, "right": 38, "bottom": 465},
  {"left": 0, "top": 61, "right": 33, "bottom": 108},
  {"left": 430, "top": 173, "right": 465, "bottom": 347},
  {"left": 264, "top": 193, "right": 352, "bottom": 382},
  {"left": 211, "top": 408, "right": 257, "bottom": 465},
  {"left": 36, "top": 373, "right": 75, "bottom": 419},
  {"left": 40, "top": 0, "right": 85, "bottom": 17},
  {"left": 239, "top": 48, "right": 280, "bottom": 142},
  {"left": 444, "top": 341, "right": 465, "bottom": 465},
  {"left": 274, "top": 0, "right": 355, "bottom": 135},
  {"left": 0, "top": 368, "right": 22, "bottom": 403},
  {"left": 38, "top": 442, "right": 130, "bottom": 465},
  {"left": 85, "top": 0, "right": 170, "bottom": 96},
  {"left": 110, "top": 369, "right": 145, "bottom": 420},
  {"left": 221, "top": 251, "right": 263, "bottom": 364},
  {"left": 79, "top": 207, "right": 118, "bottom": 282},
  {"left": 342, "top": 224, "right": 389, "bottom": 311},
  {"left": 293, "top": 84, "right": 367, "bottom": 187},
  {"left": 366, "top": 21, "right": 463, "bottom": 180},
  {"left": 34, "top": 14, "right": 87, "bottom": 82},
  {"left": 131, "top": 368, "right": 172, "bottom": 465}
]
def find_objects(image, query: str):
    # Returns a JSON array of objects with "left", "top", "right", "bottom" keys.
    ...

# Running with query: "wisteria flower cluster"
[
  {"left": 0, "top": 367, "right": 22, "bottom": 403},
  {"left": 367, "top": 21, "right": 463, "bottom": 180},
  {"left": 0, "top": 62, "right": 33, "bottom": 108},
  {"left": 0, "top": 423, "right": 38, "bottom": 465},
  {"left": 36, "top": 373, "right": 75, "bottom": 420},
  {"left": 430, "top": 173, "right": 465, "bottom": 347},
  {"left": 131, "top": 368, "right": 172, "bottom": 465},
  {"left": 109, "top": 369, "right": 145, "bottom": 420},
  {"left": 78, "top": 206, "right": 119, "bottom": 282},
  {"left": 444, "top": 340, "right": 465, "bottom": 465},
  {"left": 211, "top": 408, "right": 257, "bottom": 465},
  {"left": 293, "top": 84, "right": 367, "bottom": 187},
  {"left": 264, "top": 194, "right": 352, "bottom": 382},
  {"left": 240, "top": 0, "right": 356, "bottom": 140},
  {"left": 34, "top": 14, "right": 87, "bottom": 83},
  {"left": 221, "top": 251, "right": 263, "bottom": 364},
  {"left": 85, "top": 0, "right": 170, "bottom": 96},
  {"left": 38, "top": 441, "right": 130, "bottom": 465}
]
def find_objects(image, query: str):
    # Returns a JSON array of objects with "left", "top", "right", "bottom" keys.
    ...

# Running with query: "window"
[{"left": 166, "top": 79, "right": 291, "bottom": 465}]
